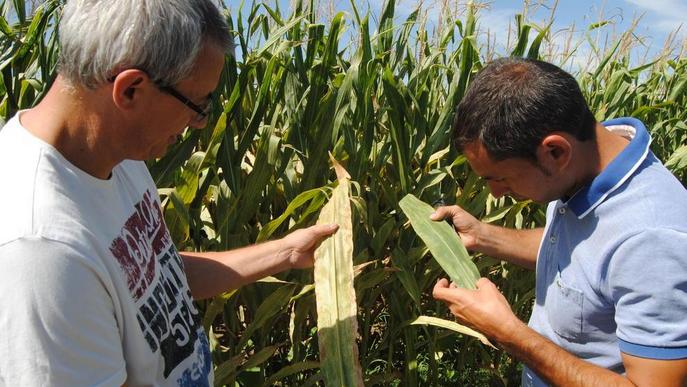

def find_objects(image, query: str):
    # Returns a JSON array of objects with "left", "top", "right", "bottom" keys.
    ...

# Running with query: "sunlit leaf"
[{"left": 399, "top": 194, "right": 480, "bottom": 289}]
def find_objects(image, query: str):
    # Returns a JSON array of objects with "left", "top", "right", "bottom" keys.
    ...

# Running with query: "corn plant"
[{"left": 0, "top": 0, "right": 60, "bottom": 121}]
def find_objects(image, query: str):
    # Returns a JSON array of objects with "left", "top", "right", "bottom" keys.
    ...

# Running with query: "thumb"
[
  {"left": 430, "top": 206, "right": 449, "bottom": 221},
  {"left": 433, "top": 281, "right": 466, "bottom": 303},
  {"left": 432, "top": 285, "right": 456, "bottom": 303}
]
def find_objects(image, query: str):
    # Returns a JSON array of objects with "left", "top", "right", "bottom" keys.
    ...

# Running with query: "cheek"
[{"left": 148, "top": 102, "right": 190, "bottom": 129}]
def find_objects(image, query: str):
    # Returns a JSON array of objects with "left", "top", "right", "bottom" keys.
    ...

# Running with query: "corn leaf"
[
  {"left": 202, "top": 289, "right": 237, "bottom": 331},
  {"left": 313, "top": 160, "right": 363, "bottom": 386},
  {"left": 399, "top": 194, "right": 479, "bottom": 289},
  {"left": 263, "top": 361, "right": 320, "bottom": 387},
  {"left": 666, "top": 145, "right": 687, "bottom": 171},
  {"left": 410, "top": 316, "right": 494, "bottom": 348},
  {"left": 236, "top": 284, "right": 296, "bottom": 350}
]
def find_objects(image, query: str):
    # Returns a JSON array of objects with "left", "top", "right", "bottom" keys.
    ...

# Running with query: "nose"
[{"left": 487, "top": 181, "right": 509, "bottom": 198}]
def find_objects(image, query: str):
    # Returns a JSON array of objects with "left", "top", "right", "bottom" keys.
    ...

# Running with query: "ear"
[
  {"left": 536, "top": 133, "right": 573, "bottom": 173},
  {"left": 110, "top": 69, "right": 149, "bottom": 111}
]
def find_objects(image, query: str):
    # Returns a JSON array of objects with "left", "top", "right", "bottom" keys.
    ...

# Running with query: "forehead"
[
  {"left": 178, "top": 43, "right": 226, "bottom": 91},
  {"left": 463, "top": 141, "right": 499, "bottom": 176}
]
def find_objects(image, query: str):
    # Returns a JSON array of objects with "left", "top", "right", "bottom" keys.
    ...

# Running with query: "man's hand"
[
  {"left": 279, "top": 223, "right": 339, "bottom": 269},
  {"left": 431, "top": 205, "right": 483, "bottom": 251},
  {"left": 433, "top": 279, "right": 687, "bottom": 386},
  {"left": 431, "top": 205, "right": 542, "bottom": 269},
  {"left": 432, "top": 277, "right": 521, "bottom": 342}
]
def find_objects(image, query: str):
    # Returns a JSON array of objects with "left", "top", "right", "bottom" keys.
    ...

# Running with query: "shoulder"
[
  {"left": 602, "top": 155, "right": 687, "bottom": 231},
  {"left": 607, "top": 227, "right": 687, "bottom": 273},
  {"left": 0, "top": 119, "right": 157, "bottom": 248},
  {"left": 0, "top": 114, "right": 46, "bottom": 243}
]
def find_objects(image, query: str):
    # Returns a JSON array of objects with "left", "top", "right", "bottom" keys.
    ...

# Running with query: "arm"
[
  {"left": 431, "top": 205, "right": 543, "bottom": 269},
  {"left": 432, "top": 278, "right": 687, "bottom": 387},
  {"left": 180, "top": 223, "right": 338, "bottom": 300}
]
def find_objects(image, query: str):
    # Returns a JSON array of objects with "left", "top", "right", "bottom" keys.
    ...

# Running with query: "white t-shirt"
[{"left": 0, "top": 113, "right": 212, "bottom": 386}]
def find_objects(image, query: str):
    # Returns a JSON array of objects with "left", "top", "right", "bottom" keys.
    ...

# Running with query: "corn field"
[{"left": 1, "top": 0, "right": 686, "bottom": 385}]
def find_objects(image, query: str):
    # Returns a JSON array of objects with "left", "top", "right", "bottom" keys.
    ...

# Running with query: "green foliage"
[
  {"left": 0, "top": 0, "right": 61, "bottom": 120},
  {"left": 2, "top": 0, "right": 686, "bottom": 385},
  {"left": 399, "top": 194, "right": 480, "bottom": 289}
]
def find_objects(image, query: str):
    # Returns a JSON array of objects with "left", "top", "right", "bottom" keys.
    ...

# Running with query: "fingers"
[
  {"left": 432, "top": 278, "right": 470, "bottom": 303},
  {"left": 475, "top": 277, "right": 494, "bottom": 289},
  {"left": 475, "top": 277, "right": 495, "bottom": 289},
  {"left": 432, "top": 278, "right": 450, "bottom": 301},
  {"left": 307, "top": 223, "right": 339, "bottom": 237},
  {"left": 436, "top": 278, "right": 450, "bottom": 288},
  {"left": 430, "top": 205, "right": 456, "bottom": 221},
  {"left": 430, "top": 205, "right": 470, "bottom": 225},
  {"left": 432, "top": 285, "right": 457, "bottom": 303}
]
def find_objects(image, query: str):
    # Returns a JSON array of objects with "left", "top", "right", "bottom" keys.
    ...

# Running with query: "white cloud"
[
  {"left": 468, "top": 4, "right": 605, "bottom": 73},
  {"left": 474, "top": 6, "right": 518, "bottom": 54},
  {"left": 624, "top": 0, "right": 686, "bottom": 34}
]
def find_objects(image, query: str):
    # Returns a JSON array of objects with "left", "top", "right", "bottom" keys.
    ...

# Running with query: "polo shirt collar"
[{"left": 566, "top": 117, "right": 652, "bottom": 219}]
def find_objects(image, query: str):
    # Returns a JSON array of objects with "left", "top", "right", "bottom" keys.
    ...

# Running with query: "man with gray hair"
[{"left": 0, "top": 1, "right": 337, "bottom": 385}]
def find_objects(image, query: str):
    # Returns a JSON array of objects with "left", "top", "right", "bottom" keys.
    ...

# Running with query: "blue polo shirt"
[{"left": 522, "top": 118, "right": 687, "bottom": 386}]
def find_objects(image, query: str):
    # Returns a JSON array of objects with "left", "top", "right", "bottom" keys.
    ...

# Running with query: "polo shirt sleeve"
[
  {"left": 0, "top": 237, "right": 127, "bottom": 386},
  {"left": 608, "top": 228, "right": 687, "bottom": 359}
]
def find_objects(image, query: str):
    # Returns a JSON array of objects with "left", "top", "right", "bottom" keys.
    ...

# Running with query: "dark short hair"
[{"left": 452, "top": 57, "right": 596, "bottom": 161}]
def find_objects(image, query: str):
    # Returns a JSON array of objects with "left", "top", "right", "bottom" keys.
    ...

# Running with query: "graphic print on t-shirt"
[{"left": 109, "top": 190, "right": 211, "bottom": 383}]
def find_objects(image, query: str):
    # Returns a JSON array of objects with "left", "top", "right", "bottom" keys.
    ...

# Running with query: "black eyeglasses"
[
  {"left": 107, "top": 72, "right": 212, "bottom": 123},
  {"left": 156, "top": 84, "right": 213, "bottom": 123}
]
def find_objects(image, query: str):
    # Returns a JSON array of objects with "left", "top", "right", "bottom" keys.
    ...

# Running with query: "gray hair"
[{"left": 58, "top": 0, "right": 234, "bottom": 89}]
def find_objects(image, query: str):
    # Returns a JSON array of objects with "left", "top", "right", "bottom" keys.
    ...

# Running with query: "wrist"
[
  {"left": 273, "top": 238, "right": 295, "bottom": 271},
  {"left": 472, "top": 221, "right": 490, "bottom": 251},
  {"left": 493, "top": 315, "right": 529, "bottom": 349}
]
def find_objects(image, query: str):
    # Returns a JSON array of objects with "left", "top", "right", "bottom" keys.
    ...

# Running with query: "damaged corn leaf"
[
  {"left": 399, "top": 194, "right": 480, "bottom": 289},
  {"left": 313, "top": 158, "right": 364, "bottom": 386},
  {"left": 411, "top": 316, "right": 495, "bottom": 348}
]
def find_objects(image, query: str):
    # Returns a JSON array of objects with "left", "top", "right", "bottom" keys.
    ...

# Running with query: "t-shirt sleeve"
[
  {"left": 608, "top": 228, "right": 687, "bottom": 359},
  {"left": 0, "top": 237, "right": 127, "bottom": 386}
]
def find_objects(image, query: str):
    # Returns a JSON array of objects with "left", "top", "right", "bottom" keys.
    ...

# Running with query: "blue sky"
[
  {"left": 228, "top": 0, "right": 686, "bottom": 70},
  {"left": 471, "top": 0, "right": 685, "bottom": 57}
]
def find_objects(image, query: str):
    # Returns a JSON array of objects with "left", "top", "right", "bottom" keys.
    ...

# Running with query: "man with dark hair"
[
  {"left": 0, "top": 0, "right": 337, "bottom": 385},
  {"left": 431, "top": 57, "right": 687, "bottom": 386}
]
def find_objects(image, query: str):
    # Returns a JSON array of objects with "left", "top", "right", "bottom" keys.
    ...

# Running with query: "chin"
[
  {"left": 145, "top": 145, "right": 170, "bottom": 160},
  {"left": 533, "top": 194, "right": 559, "bottom": 204},
  {"left": 151, "top": 148, "right": 169, "bottom": 159}
]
